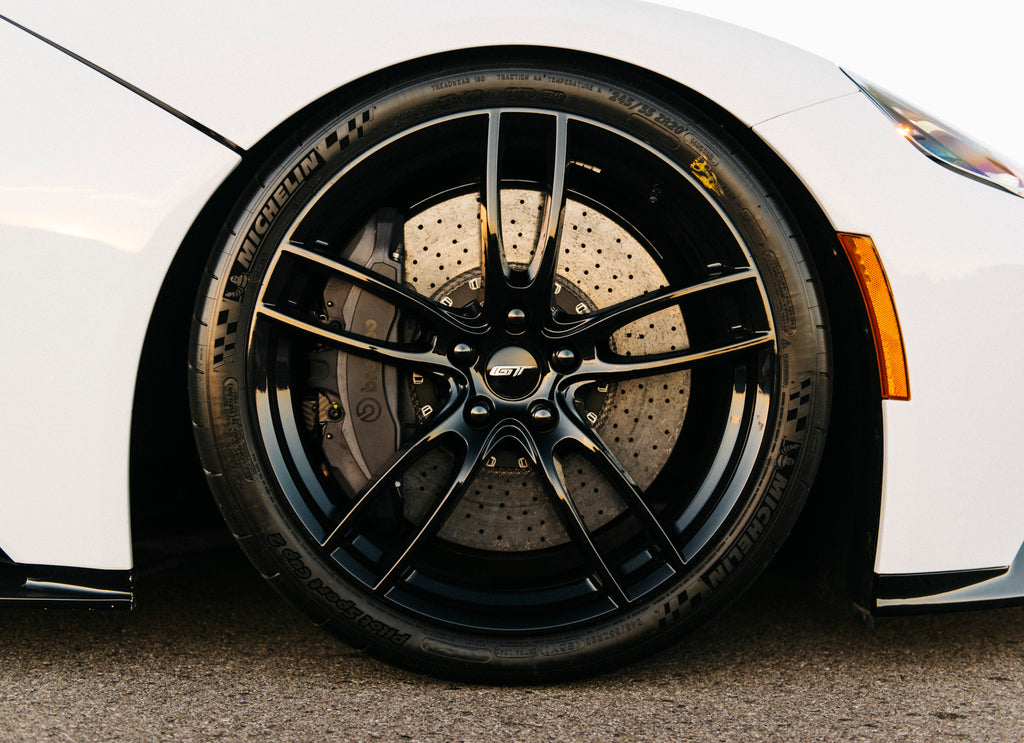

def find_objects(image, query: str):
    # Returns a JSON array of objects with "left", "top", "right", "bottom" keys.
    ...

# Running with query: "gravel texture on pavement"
[{"left": 2, "top": 533, "right": 1023, "bottom": 742}]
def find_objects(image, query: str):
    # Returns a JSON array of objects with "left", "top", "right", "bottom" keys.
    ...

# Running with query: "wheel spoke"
[
  {"left": 480, "top": 110, "right": 511, "bottom": 308},
  {"left": 534, "top": 441, "right": 630, "bottom": 606},
  {"left": 526, "top": 113, "right": 569, "bottom": 297},
  {"left": 567, "top": 331, "right": 774, "bottom": 384},
  {"left": 276, "top": 241, "right": 486, "bottom": 335},
  {"left": 371, "top": 467, "right": 471, "bottom": 594},
  {"left": 256, "top": 304, "right": 456, "bottom": 375},
  {"left": 320, "top": 396, "right": 465, "bottom": 553},
  {"left": 373, "top": 420, "right": 527, "bottom": 593},
  {"left": 548, "top": 269, "right": 755, "bottom": 341},
  {"left": 560, "top": 412, "right": 685, "bottom": 571}
]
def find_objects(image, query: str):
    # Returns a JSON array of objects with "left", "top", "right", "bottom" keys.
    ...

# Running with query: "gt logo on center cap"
[
  {"left": 489, "top": 365, "right": 531, "bottom": 377},
  {"left": 485, "top": 347, "right": 541, "bottom": 399}
]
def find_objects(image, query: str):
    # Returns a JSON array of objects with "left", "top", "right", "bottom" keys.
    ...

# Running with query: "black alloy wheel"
[{"left": 190, "top": 55, "right": 830, "bottom": 680}]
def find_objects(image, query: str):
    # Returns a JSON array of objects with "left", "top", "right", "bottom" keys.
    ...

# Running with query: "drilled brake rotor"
[{"left": 394, "top": 189, "right": 690, "bottom": 551}]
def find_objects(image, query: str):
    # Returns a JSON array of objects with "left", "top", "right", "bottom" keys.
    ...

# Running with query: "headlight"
[{"left": 845, "top": 70, "right": 1024, "bottom": 199}]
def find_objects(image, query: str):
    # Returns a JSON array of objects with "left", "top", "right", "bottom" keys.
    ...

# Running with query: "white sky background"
[{"left": 653, "top": 0, "right": 1024, "bottom": 167}]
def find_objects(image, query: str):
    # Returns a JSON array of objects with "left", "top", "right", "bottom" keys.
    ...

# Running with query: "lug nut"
[
  {"left": 550, "top": 347, "right": 579, "bottom": 373},
  {"left": 466, "top": 397, "right": 493, "bottom": 427},
  {"left": 506, "top": 308, "right": 528, "bottom": 332},
  {"left": 450, "top": 342, "right": 477, "bottom": 366},
  {"left": 528, "top": 400, "right": 558, "bottom": 431}
]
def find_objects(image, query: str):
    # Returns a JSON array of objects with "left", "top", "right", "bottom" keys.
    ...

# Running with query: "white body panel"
[
  {"left": 756, "top": 93, "right": 1024, "bottom": 574},
  {"left": 2, "top": 1, "right": 855, "bottom": 148},
  {"left": 0, "top": 21, "right": 239, "bottom": 569}
]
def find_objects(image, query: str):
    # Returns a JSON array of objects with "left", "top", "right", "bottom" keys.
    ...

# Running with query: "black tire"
[{"left": 189, "top": 54, "right": 829, "bottom": 681}]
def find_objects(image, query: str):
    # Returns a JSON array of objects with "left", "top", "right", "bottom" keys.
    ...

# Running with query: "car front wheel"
[{"left": 190, "top": 54, "right": 830, "bottom": 680}]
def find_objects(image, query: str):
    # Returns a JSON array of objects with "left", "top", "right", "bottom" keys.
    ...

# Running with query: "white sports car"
[{"left": 2, "top": 2, "right": 1023, "bottom": 680}]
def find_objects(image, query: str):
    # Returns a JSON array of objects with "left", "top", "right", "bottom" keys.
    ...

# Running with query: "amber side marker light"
[{"left": 837, "top": 232, "right": 910, "bottom": 401}]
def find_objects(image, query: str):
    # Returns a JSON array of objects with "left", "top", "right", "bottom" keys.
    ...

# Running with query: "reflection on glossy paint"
[{"left": 0, "top": 173, "right": 194, "bottom": 254}]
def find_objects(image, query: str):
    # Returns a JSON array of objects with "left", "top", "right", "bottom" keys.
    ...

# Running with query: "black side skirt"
[
  {"left": 0, "top": 557, "right": 132, "bottom": 608},
  {"left": 874, "top": 540, "right": 1024, "bottom": 615}
]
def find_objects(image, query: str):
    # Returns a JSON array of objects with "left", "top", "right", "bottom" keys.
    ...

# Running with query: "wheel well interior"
[{"left": 129, "top": 46, "right": 884, "bottom": 602}]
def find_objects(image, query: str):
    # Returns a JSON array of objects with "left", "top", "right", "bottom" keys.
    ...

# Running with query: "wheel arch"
[{"left": 129, "top": 46, "right": 884, "bottom": 600}]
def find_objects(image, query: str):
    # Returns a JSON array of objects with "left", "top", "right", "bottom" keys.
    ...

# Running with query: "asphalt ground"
[{"left": 2, "top": 534, "right": 1023, "bottom": 742}]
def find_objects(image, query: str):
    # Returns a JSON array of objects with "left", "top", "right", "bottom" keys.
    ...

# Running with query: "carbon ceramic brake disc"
[{"left": 398, "top": 189, "right": 690, "bottom": 551}]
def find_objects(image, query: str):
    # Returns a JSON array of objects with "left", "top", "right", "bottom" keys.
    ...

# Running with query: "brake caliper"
[{"left": 306, "top": 210, "right": 404, "bottom": 496}]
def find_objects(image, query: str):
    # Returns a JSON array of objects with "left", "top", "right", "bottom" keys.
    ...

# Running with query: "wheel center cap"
[{"left": 485, "top": 346, "right": 542, "bottom": 400}]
